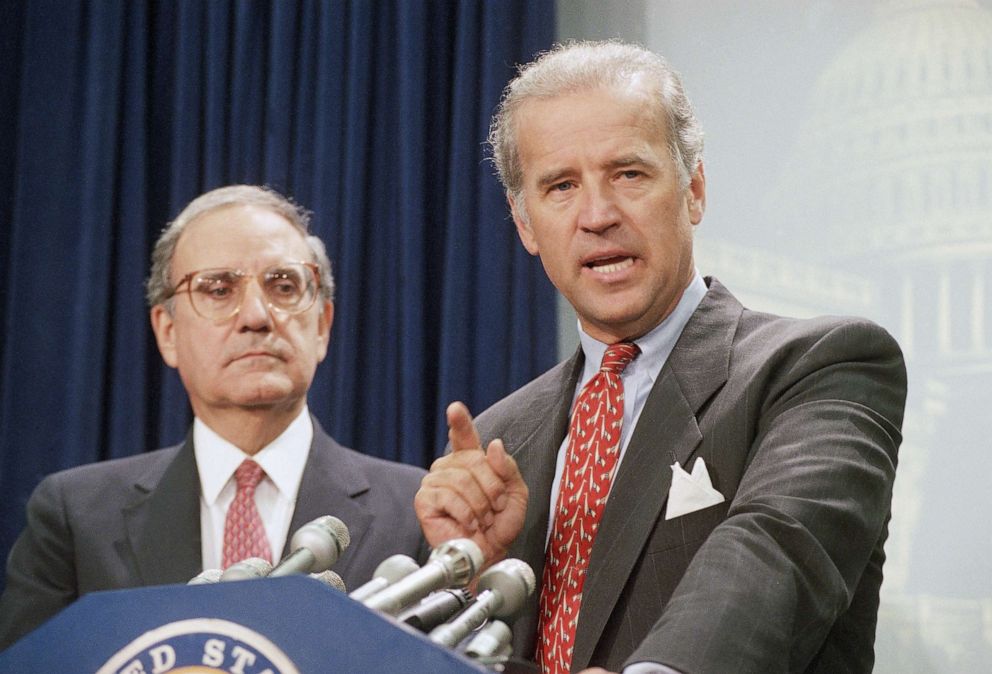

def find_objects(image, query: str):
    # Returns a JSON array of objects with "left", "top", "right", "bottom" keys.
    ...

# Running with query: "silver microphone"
[
  {"left": 428, "top": 558, "right": 535, "bottom": 648},
  {"left": 188, "top": 568, "right": 223, "bottom": 585},
  {"left": 397, "top": 589, "right": 473, "bottom": 632},
  {"left": 362, "top": 538, "right": 484, "bottom": 615},
  {"left": 268, "top": 515, "right": 350, "bottom": 578},
  {"left": 463, "top": 619, "right": 513, "bottom": 659},
  {"left": 309, "top": 569, "right": 347, "bottom": 592},
  {"left": 220, "top": 557, "right": 274, "bottom": 581},
  {"left": 348, "top": 554, "right": 420, "bottom": 602}
]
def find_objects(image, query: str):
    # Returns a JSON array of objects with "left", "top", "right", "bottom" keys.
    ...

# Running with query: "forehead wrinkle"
[
  {"left": 519, "top": 84, "right": 667, "bottom": 191},
  {"left": 174, "top": 208, "right": 310, "bottom": 275}
]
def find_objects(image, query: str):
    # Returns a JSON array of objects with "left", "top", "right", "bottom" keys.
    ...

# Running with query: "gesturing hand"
[{"left": 414, "top": 402, "right": 528, "bottom": 565}]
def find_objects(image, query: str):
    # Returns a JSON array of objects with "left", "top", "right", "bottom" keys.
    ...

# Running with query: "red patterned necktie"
[
  {"left": 537, "top": 342, "right": 640, "bottom": 674},
  {"left": 222, "top": 459, "right": 273, "bottom": 569}
]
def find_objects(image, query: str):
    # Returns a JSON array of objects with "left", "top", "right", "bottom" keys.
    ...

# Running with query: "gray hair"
[
  {"left": 145, "top": 185, "right": 335, "bottom": 309},
  {"left": 489, "top": 40, "right": 704, "bottom": 210}
]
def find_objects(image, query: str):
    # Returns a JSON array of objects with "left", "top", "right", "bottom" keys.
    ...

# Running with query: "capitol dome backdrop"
[{"left": 558, "top": 1, "right": 992, "bottom": 670}]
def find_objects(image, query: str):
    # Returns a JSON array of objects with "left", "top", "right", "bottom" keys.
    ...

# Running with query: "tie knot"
[
  {"left": 234, "top": 459, "right": 265, "bottom": 490},
  {"left": 599, "top": 342, "right": 640, "bottom": 375}
]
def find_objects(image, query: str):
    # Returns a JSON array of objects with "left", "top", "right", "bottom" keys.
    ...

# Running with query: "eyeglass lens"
[{"left": 188, "top": 263, "right": 317, "bottom": 319}]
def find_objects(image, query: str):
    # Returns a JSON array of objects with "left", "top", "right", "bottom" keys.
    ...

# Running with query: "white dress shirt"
[{"left": 194, "top": 406, "right": 313, "bottom": 570}]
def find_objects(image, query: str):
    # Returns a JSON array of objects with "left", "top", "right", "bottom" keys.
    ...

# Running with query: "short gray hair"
[
  {"left": 145, "top": 185, "right": 335, "bottom": 308},
  {"left": 489, "top": 40, "right": 704, "bottom": 206}
]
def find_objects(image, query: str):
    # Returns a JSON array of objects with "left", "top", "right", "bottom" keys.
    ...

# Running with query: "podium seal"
[{"left": 96, "top": 618, "right": 300, "bottom": 674}]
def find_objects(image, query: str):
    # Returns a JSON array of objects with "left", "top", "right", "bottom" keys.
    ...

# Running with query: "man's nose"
[
  {"left": 235, "top": 278, "right": 273, "bottom": 331},
  {"left": 576, "top": 183, "right": 621, "bottom": 233}
]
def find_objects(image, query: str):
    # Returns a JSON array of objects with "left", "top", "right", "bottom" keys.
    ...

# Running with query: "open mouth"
[{"left": 585, "top": 256, "right": 634, "bottom": 274}]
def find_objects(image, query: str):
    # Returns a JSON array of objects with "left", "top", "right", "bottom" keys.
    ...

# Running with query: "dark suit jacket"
[
  {"left": 0, "top": 419, "right": 428, "bottom": 649},
  {"left": 472, "top": 278, "right": 906, "bottom": 673}
]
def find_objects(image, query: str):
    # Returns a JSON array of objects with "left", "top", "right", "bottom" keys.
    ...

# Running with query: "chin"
[
  {"left": 234, "top": 397, "right": 301, "bottom": 413},
  {"left": 231, "top": 378, "right": 301, "bottom": 408},
  {"left": 587, "top": 305, "right": 642, "bottom": 328}
]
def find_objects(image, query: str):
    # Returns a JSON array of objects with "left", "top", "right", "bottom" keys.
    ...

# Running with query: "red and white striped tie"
[
  {"left": 536, "top": 342, "right": 640, "bottom": 673},
  {"left": 222, "top": 459, "right": 273, "bottom": 569}
]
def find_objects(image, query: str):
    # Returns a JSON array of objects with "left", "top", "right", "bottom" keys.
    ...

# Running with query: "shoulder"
[
  {"left": 735, "top": 309, "right": 904, "bottom": 376},
  {"left": 310, "top": 425, "right": 426, "bottom": 489},
  {"left": 698, "top": 277, "right": 902, "bottom": 370},
  {"left": 723, "top": 309, "right": 908, "bottom": 436},
  {"left": 21, "top": 445, "right": 186, "bottom": 530},
  {"left": 343, "top": 447, "right": 427, "bottom": 483},
  {"left": 33, "top": 445, "right": 183, "bottom": 497},
  {"left": 702, "top": 276, "right": 902, "bottom": 360}
]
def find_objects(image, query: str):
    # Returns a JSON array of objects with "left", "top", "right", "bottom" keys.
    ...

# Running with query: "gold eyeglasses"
[{"left": 166, "top": 261, "right": 321, "bottom": 322}]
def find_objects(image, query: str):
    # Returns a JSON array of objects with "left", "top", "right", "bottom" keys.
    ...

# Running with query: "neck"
[{"left": 195, "top": 405, "right": 304, "bottom": 455}]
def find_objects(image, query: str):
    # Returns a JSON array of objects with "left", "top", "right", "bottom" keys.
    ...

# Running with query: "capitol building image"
[
  {"left": 557, "top": 0, "right": 991, "bottom": 667},
  {"left": 692, "top": 0, "right": 992, "bottom": 670}
]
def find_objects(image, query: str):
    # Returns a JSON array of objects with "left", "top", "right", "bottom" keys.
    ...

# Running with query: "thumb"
[{"left": 485, "top": 439, "right": 521, "bottom": 485}]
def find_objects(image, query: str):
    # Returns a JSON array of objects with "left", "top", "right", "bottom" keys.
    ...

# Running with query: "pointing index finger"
[{"left": 447, "top": 401, "right": 482, "bottom": 451}]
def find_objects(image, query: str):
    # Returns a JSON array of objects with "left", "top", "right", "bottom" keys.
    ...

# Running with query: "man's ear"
[
  {"left": 315, "top": 300, "right": 333, "bottom": 362},
  {"left": 509, "top": 193, "right": 539, "bottom": 255},
  {"left": 686, "top": 161, "right": 706, "bottom": 225},
  {"left": 150, "top": 305, "right": 178, "bottom": 368}
]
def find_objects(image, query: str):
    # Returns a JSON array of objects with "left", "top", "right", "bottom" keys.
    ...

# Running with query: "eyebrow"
[
  {"left": 534, "top": 153, "right": 660, "bottom": 189},
  {"left": 603, "top": 153, "right": 659, "bottom": 171},
  {"left": 536, "top": 168, "right": 573, "bottom": 190},
  {"left": 196, "top": 268, "right": 242, "bottom": 278}
]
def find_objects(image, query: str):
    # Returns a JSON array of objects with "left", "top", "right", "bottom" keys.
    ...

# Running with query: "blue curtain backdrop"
[{"left": 0, "top": 0, "right": 557, "bottom": 590}]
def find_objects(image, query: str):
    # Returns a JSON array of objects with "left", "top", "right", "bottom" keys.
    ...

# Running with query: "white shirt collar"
[
  {"left": 194, "top": 406, "right": 313, "bottom": 506},
  {"left": 577, "top": 270, "right": 708, "bottom": 384}
]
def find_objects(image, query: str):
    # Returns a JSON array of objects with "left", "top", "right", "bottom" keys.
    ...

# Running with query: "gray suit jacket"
[
  {"left": 473, "top": 278, "right": 906, "bottom": 673},
  {"left": 0, "top": 418, "right": 428, "bottom": 649}
]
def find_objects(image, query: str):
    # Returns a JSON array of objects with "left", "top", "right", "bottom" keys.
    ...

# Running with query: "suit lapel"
[
  {"left": 123, "top": 436, "right": 202, "bottom": 585},
  {"left": 121, "top": 421, "right": 373, "bottom": 587},
  {"left": 286, "top": 419, "right": 374, "bottom": 575},
  {"left": 506, "top": 350, "right": 583, "bottom": 571},
  {"left": 500, "top": 349, "right": 583, "bottom": 658},
  {"left": 571, "top": 278, "right": 742, "bottom": 669}
]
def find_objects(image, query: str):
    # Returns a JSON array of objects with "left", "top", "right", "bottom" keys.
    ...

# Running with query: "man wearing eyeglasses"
[{"left": 0, "top": 185, "right": 428, "bottom": 648}]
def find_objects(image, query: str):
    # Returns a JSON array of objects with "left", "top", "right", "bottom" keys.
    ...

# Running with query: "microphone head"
[
  {"left": 373, "top": 554, "right": 420, "bottom": 583},
  {"left": 220, "top": 557, "right": 274, "bottom": 581},
  {"left": 290, "top": 515, "right": 351, "bottom": 571},
  {"left": 188, "top": 568, "right": 223, "bottom": 585},
  {"left": 477, "top": 558, "right": 536, "bottom": 618},
  {"left": 309, "top": 569, "right": 347, "bottom": 592},
  {"left": 429, "top": 538, "right": 484, "bottom": 587},
  {"left": 464, "top": 619, "right": 513, "bottom": 659}
]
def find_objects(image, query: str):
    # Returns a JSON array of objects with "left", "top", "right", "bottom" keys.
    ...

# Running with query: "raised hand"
[{"left": 414, "top": 402, "right": 528, "bottom": 565}]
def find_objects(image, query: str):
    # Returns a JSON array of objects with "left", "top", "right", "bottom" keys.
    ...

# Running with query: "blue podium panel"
[{"left": 0, "top": 576, "right": 487, "bottom": 673}]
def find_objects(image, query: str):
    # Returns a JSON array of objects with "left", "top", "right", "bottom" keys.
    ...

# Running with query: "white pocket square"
[{"left": 665, "top": 457, "right": 725, "bottom": 520}]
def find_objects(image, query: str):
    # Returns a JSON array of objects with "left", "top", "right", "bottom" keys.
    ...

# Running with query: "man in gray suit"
[
  {"left": 416, "top": 42, "right": 906, "bottom": 673},
  {"left": 0, "top": 185, "right": 427, "bottom": 649}
]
